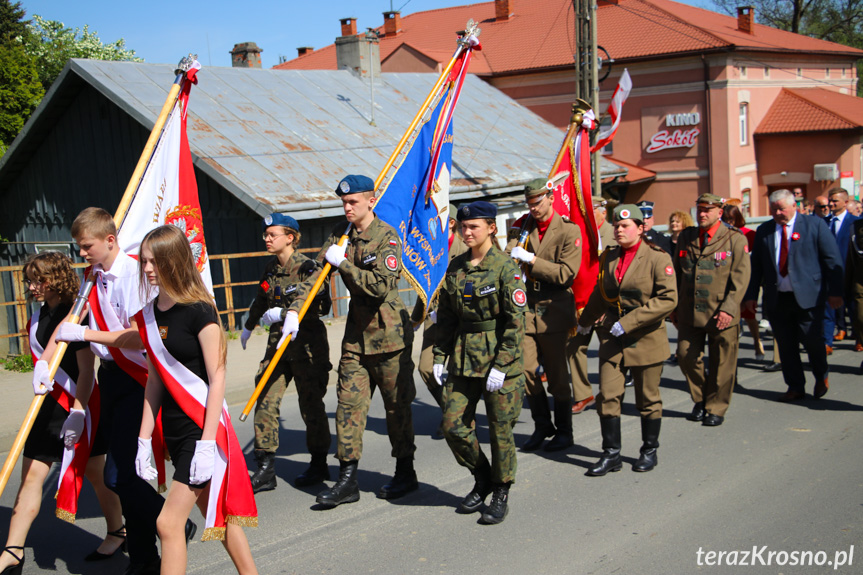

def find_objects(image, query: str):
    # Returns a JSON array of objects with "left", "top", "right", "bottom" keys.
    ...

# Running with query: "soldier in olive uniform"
[
  {"left": 242, "top": 213, "right": 332, "bottom": 493},
  {"left": 567, "top": 195, "right": 617, "bottom": 415},
  {"left": 434, "top": 201, "right": 526, "bottom": 525},
  {"left": 506, "top": 178, "right": 580, "bottom": 451},
  {"left": 282, "top": 175, "right": 417, "bottom": 508},
  {"left": 673, "top": 194, "right": 751, "bottom": 427},
  {"left": 577, "top": 205, "right": 677, "bottom": 475},
  {"left": 411, "top": 205, "right": 468, "bottom": 430}
]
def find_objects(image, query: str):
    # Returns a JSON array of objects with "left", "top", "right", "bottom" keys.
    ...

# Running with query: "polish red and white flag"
[{"left": 591, "top": 69, "right": 632, "bottom": 153}]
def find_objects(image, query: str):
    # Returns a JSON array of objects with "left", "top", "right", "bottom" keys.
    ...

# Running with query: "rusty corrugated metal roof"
[{"left": 4, "top": 59, "right": 625, "bottom": 219}]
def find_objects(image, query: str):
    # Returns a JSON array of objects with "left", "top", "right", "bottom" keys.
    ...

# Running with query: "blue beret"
[
  {"left": 263, "top": 213, "right": 299, "bottom": 230},
  {"left": 335, "top": 175, "right": 375, "bottom": 196},
  {"left": 457, "top": 201, "right": 497, "bottom": 221}
]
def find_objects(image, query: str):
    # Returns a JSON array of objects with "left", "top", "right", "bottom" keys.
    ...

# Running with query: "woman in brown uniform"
[{"left": 577, "top": 205, "right": 677, "bottom": 475}]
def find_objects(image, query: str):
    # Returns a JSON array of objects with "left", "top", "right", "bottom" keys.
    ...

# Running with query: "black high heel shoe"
[
  {"left": 1, "top": 546, "right": 24, "bottom": 575},
  {"left": 84, "top": 526, "right": 127, "bottom": 561}
]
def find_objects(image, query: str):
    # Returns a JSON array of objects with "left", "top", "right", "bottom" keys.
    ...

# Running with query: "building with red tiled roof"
[{"left": 276, "top": 0, "right": 862, "bottom": 218}]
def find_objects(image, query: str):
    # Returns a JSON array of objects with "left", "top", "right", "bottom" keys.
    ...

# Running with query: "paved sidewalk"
[{"left": 0, "top": 317, "right": 374, "bottom": 454}]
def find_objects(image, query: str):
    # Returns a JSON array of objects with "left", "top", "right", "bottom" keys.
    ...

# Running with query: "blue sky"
[{"left": 22, "top": 0, "right": 714, "bottom": 69}]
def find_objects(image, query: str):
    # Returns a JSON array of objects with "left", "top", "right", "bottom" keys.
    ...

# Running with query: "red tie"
[{"left": 779, "top": 224, "right": 789, "bottom": 277}]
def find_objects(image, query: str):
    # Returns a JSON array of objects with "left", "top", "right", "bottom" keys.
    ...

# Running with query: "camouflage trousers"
[
  {"left": 442, "top": 374, "right": 524, "bottom": 484},
  {"left": 254, "top": 338, "right": 332, "bottom": 455},
  {"left": 418, "top": 322, "right": 447, "bottom": 410},
  {"left": 336, "top": 347, "right": 416, "bottom": 462}
]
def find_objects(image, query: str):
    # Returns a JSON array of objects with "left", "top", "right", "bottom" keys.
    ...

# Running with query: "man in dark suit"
[
  {"left": 743, "top": 189, "right": 844, "bottom": 401},
  {"left": 823, "top": 188, "right": 859, "bottom": 351}
]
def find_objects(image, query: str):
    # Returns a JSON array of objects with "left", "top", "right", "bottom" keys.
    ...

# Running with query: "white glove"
[
  {"left": 189, "top": 440, "right": 216, "bottom": 485},
  {"left": 56, "top": 322, "right": 86, "bottom": 343},
  {"left": 278, "top": 311, "right": 300, "bottom": 348},
  {"left": 325, "top": 243, "right": 347, "bottom": 268},
  {"left": 261, "top": 308, "right": 283, "bottom": 326},
  {"left": 510, "top": 246, "right": 535, "bottom": 264},
  {"left": 429, "top": 310, "right": 437, "bottom": 324},
  {"left": 433, "top": 363, "right": 444, "bottom": 386},
  {"left": 576, "top": 324, "right": 592, "bottom": 336},
  {"left": 486, "top": 368, "right": 506, "bottom": 392},
  {"left": 32, "top": 360, "right": 53, "bottom": 395},
  {"left": 611, "top": 322, "right": 625, "bottom": 337},
  {"left": 240, "top": 328, "right": 252, "bottom": 350},
  {"left": 60, "top": 408, "right": 86, "bottom": 448},
  {"left": 135, "top": 437, "right": 158, "bottom": 481}
]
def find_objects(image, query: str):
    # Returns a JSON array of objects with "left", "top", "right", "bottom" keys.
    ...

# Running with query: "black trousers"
[
  {"left": 99, "top": 362, "right": 165, "bottom": 564},
  {"left": 770, "top": 293, "right": 829, "bottom": 393}
]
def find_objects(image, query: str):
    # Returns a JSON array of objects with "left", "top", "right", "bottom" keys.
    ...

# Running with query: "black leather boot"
[
  {"left": 586, "top": 417, "right": 622, "bottom": 476},
  {"left": 479, "top": 482, "right": 511, "bottom": 525},
  {"left": 250, "top": 450, "right": 277, "bottom": 493},
  {"left": 522, "top": 394, "right": 555, "bottom": 452},
  {"left": 632, "top": 418, "right": 661, "bottom": 472},
  {"left": 295, "top": 452, "right": 330, "bottom": 487},
  {"left": 457, "top": 455, "right": 492, "bottom": 514},
  {"left": 544, "top": 400, "right": 574, "bottom": 452},
  {"left": 377, "top": 456, "right": 419, "bottom": 499},
  {"left": 315, "top": 460, "right": 359, "bottom": 508}
]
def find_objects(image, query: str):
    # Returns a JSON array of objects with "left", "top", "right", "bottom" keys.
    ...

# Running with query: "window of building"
[
  {"left": 740, "top": 66, "right": 747, "bottom": 78},
  {"left": 599, "top": 115, "right": 613, "bottom": 155},
  {"left": 826, "top": 68, "right": 831, "bottom": 78},
  {"left": 739, "top": 103, "right": 748, "bottom": 146},
  {"left": 842, "top": 67, "right": 847, "bottom": 79},
  {"left": 797, "top": 68, "right": 802, "bottom": 78},
  {"left": 764, "top": 67, "right": 770, "bottom": 78}
]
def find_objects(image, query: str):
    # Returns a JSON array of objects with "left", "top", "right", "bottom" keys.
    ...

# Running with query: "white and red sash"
[
  {"left": 136, "top": 305, "right": 257, "bottom": 541},
  {"left": 28, "top": 309, "right": 99, "bottom": 523},
  {"left": 86, "top": 268, "right": 168, "bottom": 490}
]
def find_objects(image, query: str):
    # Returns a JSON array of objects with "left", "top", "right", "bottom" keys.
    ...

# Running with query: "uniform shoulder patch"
[
  {"left": 665, "top": 265, "right": 674, "bottom": 276},
  {"left": 512, "top": 288, "right": 527, "bottom": 307},
  {"left": 385, "top": 254, "right": 399, "bottom": 271},
  {"left": 575, "top": 237, "right": 581, "bottom": 247},
  {"left": 389, "top": 239, "right": 398, "bottom": 246},
  {"left": 260, "top": 280, "right": 271, "bottom": 292}
]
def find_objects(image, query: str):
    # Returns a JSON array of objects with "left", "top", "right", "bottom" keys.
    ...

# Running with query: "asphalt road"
[{"left": 1, "top": 325, "right": 861, "bottom": 574}]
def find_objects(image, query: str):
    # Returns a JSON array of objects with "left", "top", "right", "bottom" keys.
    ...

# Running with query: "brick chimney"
[
  {"left": 737, "top": 6, "right": 754, "bottom": 34},
  {"left": 383, "top": 11, "right": 401, "bottom": 37},
  {"left": 495, "top": 0, "right": 512, "bottom": 21},
  {"left": 230, "top": 42, "right": 263, "bottom": 68},
  {"left": 296, "top": 46, "right": 313, "bottom": 57},
  {"left": 340, "top": 17, "right": 357, "bottom": 36}
]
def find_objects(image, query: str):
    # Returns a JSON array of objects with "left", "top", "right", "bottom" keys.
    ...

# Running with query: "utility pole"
[{"left": 573, "top": 0, "right": 601, "bottom": 197}]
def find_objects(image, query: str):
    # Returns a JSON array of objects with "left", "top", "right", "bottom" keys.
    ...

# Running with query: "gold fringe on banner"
[
  {"left": 201, "top": 526, "right": 225, "bottom": 542},
  {"left": 55, "top": 508, "right": 76, "bottom": 524}
]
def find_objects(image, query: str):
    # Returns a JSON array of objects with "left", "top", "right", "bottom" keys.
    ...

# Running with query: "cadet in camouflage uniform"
[
  {"left": 506, "top": 178, "right": 580, "bottom": 452},
  {"left": 577, "top": 205, "right": 677, "bottom": 476},
  {"left": 434, "top": 201, "right": 526, "bottom": 525},
  {"left": 673, "top": 193, "right": 751, "bottom": 427},
  {"left": 410, "top": 205, "right": 468, "bottom": 435},
  {"left": 283, "top": 175, "right": 417, "bottom": 508},
  {"left": 241, "top": 213, "right": 332, "bottom": 493}
]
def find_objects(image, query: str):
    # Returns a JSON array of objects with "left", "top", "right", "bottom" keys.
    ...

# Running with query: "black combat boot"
[
  {"left": 457, "top": 455, "right": 492, "bottom": 514},
  {"left": 544, "top": 400, "right": 574, "bottom": 452},
  {"left": 250, "top": 450, "right": 277, "bottom": 493},
  {"left": 632, "top": 418, "right": 661, "bottom": 472},
  {"left": 315, "top": 460, "right": 360, "bottom": 508},
  {"left": 479, "top": 482, "right": 511, "bottom": 525},
  {"left": 378, "top": 456, "right": 419, "bottom": 499},
  {"left": 522, "top": 394, "right": 555, "bottom": 452},
  {"left": 295, "top": 452, "right": 330, "bottom": 487},
  {"left": 586, "top": 417, "right": 622, "bottom": 476}
]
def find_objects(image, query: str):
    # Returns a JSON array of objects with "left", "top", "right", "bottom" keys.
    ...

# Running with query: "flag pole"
[
  {"left": 0, "top": 56, "right": 196, "bottom": 498},
  {"left": 238, "top": 23, "right": 481, "bottom": 422}
]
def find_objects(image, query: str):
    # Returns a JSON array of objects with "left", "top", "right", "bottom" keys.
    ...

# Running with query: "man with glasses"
[
  {"left": 507, "top": 178, "right": 581, "bottom": 452},
  {"left": 812, "top": 195, "right": 830, "bottom": 219},
  {"left": 636, "top": 201, "right": 672, "bottom": 254}
]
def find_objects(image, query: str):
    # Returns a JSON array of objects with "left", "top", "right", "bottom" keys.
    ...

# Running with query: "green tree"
[
  {"left": 0, "top": 0, "right": 29, "bottom": 44},
  {"left": 24, "top": 15, "right": 143, "bottom": 92},
  {"left": 0, "top": 43, "right": 44, "bottom": 148}
]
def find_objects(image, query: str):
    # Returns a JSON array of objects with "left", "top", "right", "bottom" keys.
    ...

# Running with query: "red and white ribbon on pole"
[{"left": 591, "top": 69, "right": 632, "bottom": 153}]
